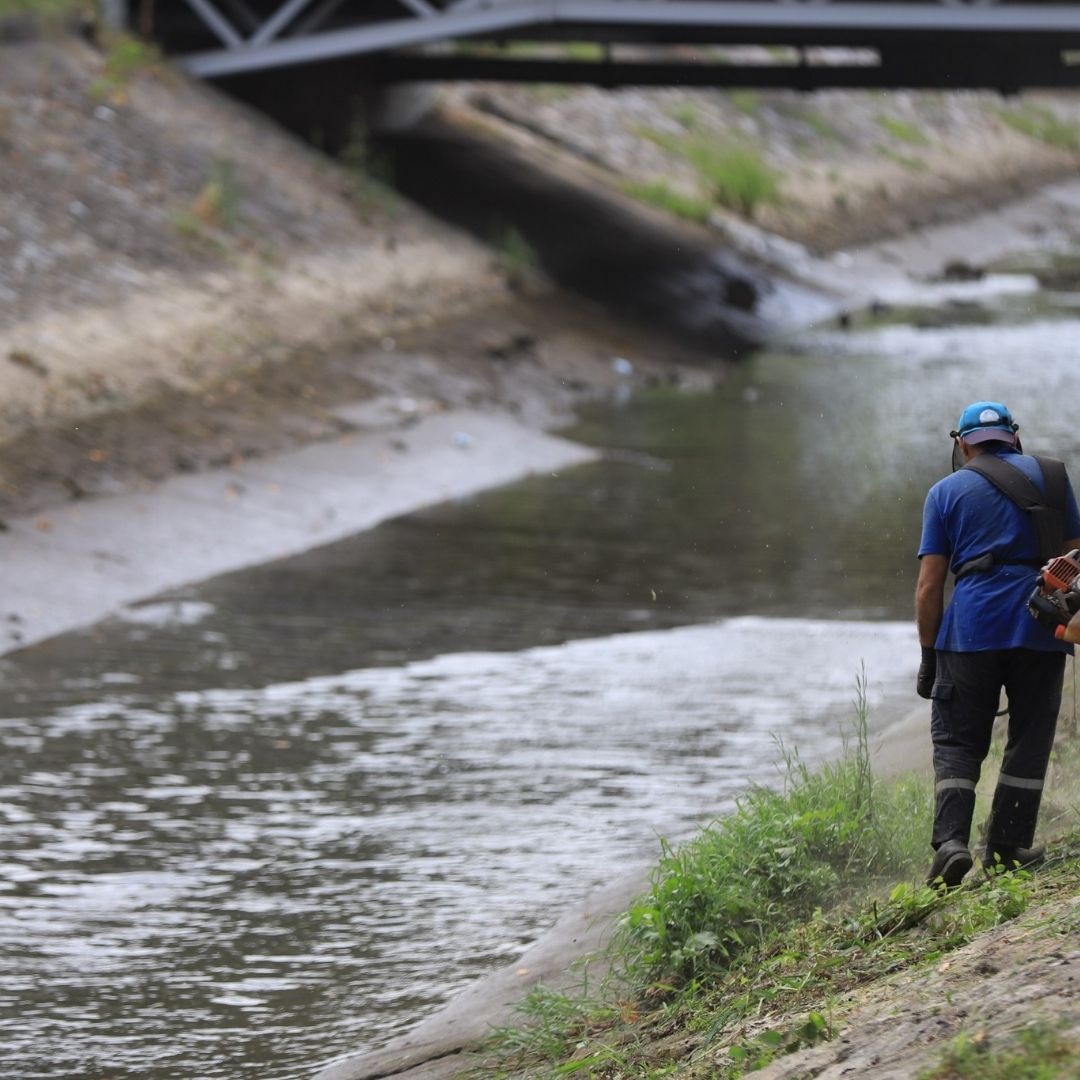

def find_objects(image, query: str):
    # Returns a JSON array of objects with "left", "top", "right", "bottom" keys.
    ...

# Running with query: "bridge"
[{"left": 149, "top": 0, "right": 1080, "bottom": 91}]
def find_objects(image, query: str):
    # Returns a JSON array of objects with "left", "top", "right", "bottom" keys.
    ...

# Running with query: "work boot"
[
  {"left": 983, "top": 844, "right": 1046, "bottom": 872},
  {"left": 926, "top": 839, "right": 973, "bottom": 888}
]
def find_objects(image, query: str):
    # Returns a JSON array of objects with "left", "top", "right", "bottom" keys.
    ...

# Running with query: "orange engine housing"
[{"left": 1041, "top": 550, "right": 1080, "bottom": 594}]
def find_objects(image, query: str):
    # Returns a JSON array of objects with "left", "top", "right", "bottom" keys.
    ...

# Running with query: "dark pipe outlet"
[
  {"left": 212, "top": 65, "right": 768, "bottom": 358},
  {"left": 375, "top": 113, "right": 768, "bottom": 359}
]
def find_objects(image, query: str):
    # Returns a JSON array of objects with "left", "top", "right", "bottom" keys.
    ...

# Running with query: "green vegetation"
[
  {"left": 876, "top": 115, "right": 931, "bottom": 146},
  {"left": 0, "top": 0, "right": 84, "bottom": 20},
  {"left": 620, "top": 180, "right": 712, "bottom": 224},
  {"left": 494, "top": 226, "right": 540, "bottom": 287},
  {"left": 803, "top": 110, "right": 842, "bottom": 143},
  {"left": 878, "top": 146, "right": 928, "bottom": 172},
  {"left": 728, "top": 90, "right": 762, "bottom": 116},
  {"left": 665, "top": 102, "right": 701, "bottom": 132},
  {"left": 687, "top": 143, "right": 779, "bottom": 216},
  {"left": 340, "top": 119, "right": 397, "bottom": 219},
  {"left": 88, "top": 33, "right": 162, "bottom": 101},
  {"left": 614, "top": 675, "right": 927, "bottom": 984},
  {"left": 477, "top": 674, "right": 1080, "bottom": 1079},
  {"left": 764, "top": 45, "right": 799, "bottom": 64},
  {"left": 563, "top": 41, "right": 603, "bottom": 62},
  {"left": 192, "top": 158, "right": 240, "bottom": 230},
  {"left": 919, "top": 1023, "right": 1080, "bottom": 1079},
  {"left": 637, "top": 128, "right": 781, "bottom": 217},
  {"left": 998, "top": 103, "right": 1080, "bottom": 151},
  {"left": 452, "top": 39, "right": 602, "bottom": 61}
]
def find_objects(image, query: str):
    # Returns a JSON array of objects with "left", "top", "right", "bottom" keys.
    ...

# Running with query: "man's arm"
[{"left": 916, "top": 554, "right": 948, "bottom": 648}]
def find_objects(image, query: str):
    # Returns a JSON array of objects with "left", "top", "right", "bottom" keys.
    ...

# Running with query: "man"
[{"left": 916, "top": 401, "right": 1080, "bottom": 888}]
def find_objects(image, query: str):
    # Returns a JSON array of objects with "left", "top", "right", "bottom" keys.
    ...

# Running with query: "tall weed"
[
  {"left": 615, "top": 684, "right": 931, "bottom": 981},
  {"left": 638, "top": 128, "right": 781, "bottom": 216}
]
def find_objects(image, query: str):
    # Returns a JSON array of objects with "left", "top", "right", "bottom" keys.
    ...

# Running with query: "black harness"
[{"left": 953, "top": 454, "right": 1068, "bottom": 581}]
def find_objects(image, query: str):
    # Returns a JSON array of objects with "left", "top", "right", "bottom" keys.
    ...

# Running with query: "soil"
[{"left": 753, "top": 878, "right": 1080, "bottom": 1079}]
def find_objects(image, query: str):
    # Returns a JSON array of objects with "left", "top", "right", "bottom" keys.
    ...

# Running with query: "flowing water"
[{"left": 3, "top": 267, "right": 1080, "bottom": 1079}]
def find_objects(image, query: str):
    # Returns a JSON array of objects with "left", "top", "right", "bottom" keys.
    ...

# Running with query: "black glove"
[{"left": 917, "top": 646, "right": 936, "bottom": 699}]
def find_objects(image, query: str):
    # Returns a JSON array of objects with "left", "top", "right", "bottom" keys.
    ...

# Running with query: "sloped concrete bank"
[{"left": 0, "top": 36, "right": 508, "bottom": 445}]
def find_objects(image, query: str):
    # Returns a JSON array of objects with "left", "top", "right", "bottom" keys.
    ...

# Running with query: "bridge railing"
[{"left": 147, "top": 0, "right": 1080, "bottom": 89}]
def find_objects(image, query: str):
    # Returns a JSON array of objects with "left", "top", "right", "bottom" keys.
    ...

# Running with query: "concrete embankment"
[{"left": 0, "top": 36, "right": 508, "bottom": 445}]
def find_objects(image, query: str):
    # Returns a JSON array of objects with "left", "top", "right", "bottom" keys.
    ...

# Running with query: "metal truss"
[{"left": 175, "top": 0, "right": 1080, "bottom": 84}]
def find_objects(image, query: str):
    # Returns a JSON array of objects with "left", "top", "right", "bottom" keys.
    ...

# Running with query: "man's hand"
[{"left": 917, "top": 646, "right": 936, "bottom": 699}]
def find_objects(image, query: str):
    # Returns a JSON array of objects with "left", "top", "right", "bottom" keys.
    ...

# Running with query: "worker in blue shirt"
[{"left": 916, "top": 401, "right": 1080, "bottom": 888}]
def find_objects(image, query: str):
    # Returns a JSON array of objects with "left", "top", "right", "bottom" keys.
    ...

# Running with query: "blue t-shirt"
[{"left": 919, "top": 448, "right": 1080, "bottom": 652}]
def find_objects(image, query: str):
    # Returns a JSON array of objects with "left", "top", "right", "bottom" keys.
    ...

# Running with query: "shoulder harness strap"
[{"left": 963, "top": 453, "right": 1067, "bottom": 565}]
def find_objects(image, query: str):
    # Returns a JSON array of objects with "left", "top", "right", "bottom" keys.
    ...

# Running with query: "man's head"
[{"left": 952, "top": 401, "right": 1018, "bottom": 448}]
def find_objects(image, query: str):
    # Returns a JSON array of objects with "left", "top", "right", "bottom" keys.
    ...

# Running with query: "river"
[{"left": 3, "top": 251, "right": 1080, "bottom": 1078}]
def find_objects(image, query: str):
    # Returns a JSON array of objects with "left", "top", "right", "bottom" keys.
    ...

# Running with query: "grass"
[
  {"left": 562, "top": 41, "right": 603, "bottom": 62},
  {"left": 339, "top": 119, "right": 398, "bottom": 220},
  {"left": 728, "top": 90, "right": 762, "bottom": 116},
  {"left": 620, "top": 180, "right": 712, "bottom": 224},
  {"left": 876, "top": 115, "right": 931, "bottom": 146},
  {"left": 478, "top": 671, "right": 1080, "bottom": 1079},
  {"left": 494, "top": 225, "right": 540, "bottom": 287},
  {"left": 803, "top": 110, "right": 842, "bottom": 143},
  {"left": 87, "top": 33, "right": 163, "bottom": 102},
  {"left": 636, "top": 128, "right": 781, "bottom": 217},
  {"left": 665, "top": 102, "right": 700, "bottom": 132},
  {"left": 612, "top": 672, "right": 926, "bottom": 984},
  {"left": 878, "top": 146, "right": 928, "bottom": 172},
  {"left": 998, "top": 103, "right": 1080, "bottom": 151},
  {"left": 0, "top": 0, "right": 83, "bottom": 19},
  {"left": 191, "top": 158, "right": 240, "bottom": 231},
  {"left": 919, "top": 1023, "right": 1080, "bottom": 1079}
]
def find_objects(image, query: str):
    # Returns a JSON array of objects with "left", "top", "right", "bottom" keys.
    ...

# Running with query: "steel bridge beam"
[
  {"left": 362, "top": 51, "right": 1079, "bottom": 91},
  {"left": 174, "top": 0, "right": 1080, "bottom": 84}
]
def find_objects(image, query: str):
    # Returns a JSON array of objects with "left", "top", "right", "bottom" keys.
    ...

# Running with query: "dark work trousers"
[{"left": 931, "top": 648, "right": 1065, "bottom": 852}]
